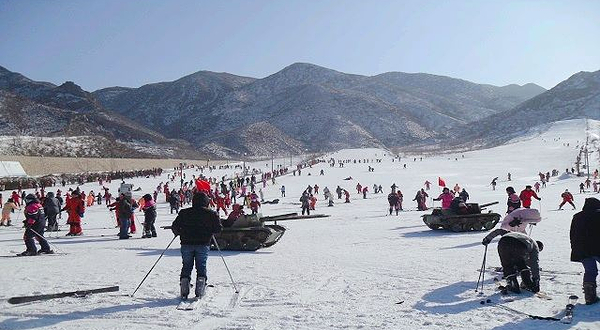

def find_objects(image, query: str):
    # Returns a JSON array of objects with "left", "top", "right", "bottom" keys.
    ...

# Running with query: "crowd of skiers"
[{"left": 0, "top": 168, "right": 163, "bottom": 191}]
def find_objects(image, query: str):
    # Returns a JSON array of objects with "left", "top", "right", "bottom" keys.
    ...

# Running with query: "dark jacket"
[
  {"left": 118, "top": 198, "right": 134, "bottom": 219},
  {"left": 570, "top": 197, "right": 600, "bottom": 262},
  {"left": 387, "top": 193, "right": 399, "bottom": 205},
  {"left": 300, "top": 193, "right": 310, "bottom": 207},
  {"left": 169, "top": 193, "right": 180, "bottom": 206},
  {"left": 43, "top": 193, "right": 60, "bottom": 215},
  {"left": 143, "top": 205, "right": 157, "bottom": 223},
  {"left": 484, "top": 228, "right": 540, "bottom": 281},
  {"left": 172, "top": 206, "right": 222, "bottom": 245}
]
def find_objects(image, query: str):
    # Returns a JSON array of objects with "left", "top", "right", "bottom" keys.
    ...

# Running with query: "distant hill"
[
  {"left": 93, "top": 62, "right": 546, "bottom": 157},
  {"left": 0, "top": 66, "right": 206, "bottom": 159},
  {"left": 457, "top": 69, "right": 600, "bottom": 147}
]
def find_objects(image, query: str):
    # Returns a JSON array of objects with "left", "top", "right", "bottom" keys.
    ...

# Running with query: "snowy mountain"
[
  {"left": 0, "top": 66, "right": 206, "bottom": 158},
  {"left": 93, "top": 63, "right": 546, "bottom": 157},
  {"left": 459, "top": 69, "right": 600, "bottom": 147}
]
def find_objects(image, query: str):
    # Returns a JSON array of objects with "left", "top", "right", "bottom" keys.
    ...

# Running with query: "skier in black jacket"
[
  {"left": 171, "top": 192, "right": 222, "bottom": 299},
  {"left": 387, "top": 192, "right": 400, "bottom": 215},
  {"left": 570, "top": 197, "right": 600, "bottom": 304},
  {"left": 43, "top": 192, "right": 60, "bottom": 231},
  {"left": 482, "top": 228, "right": 543, "bottom": 294}
]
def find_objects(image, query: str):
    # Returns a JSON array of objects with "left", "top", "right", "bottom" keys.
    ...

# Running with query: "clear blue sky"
[{"left": 1, "top": 0, "right": 598, "bottom": 91}]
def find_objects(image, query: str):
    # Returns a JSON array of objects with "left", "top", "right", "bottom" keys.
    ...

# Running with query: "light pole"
[
  {"left": 179, "top": 162, "right": 183, "bottom": 189},
  {"left": 242, "top": 153, "right": 247, "bottom": 176}
]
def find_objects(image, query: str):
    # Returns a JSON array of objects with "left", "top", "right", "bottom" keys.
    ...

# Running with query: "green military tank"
[
  {"left": 422, "top": 201, "right": 501, "bottom": 232},
  {"left": 212, "top": 213, "right": 286, "bottom": 251},
  {"left": 212, "top": 212, "right": 330, "bottom": 251}
]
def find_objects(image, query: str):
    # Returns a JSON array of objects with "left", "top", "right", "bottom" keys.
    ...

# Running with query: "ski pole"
[
  {"left": 28, "top": 227, "right": 63, "bottom": 253},
  {"left": 480, "top": 245, "right": 487, "bottom": 293},
  {"left": 475, "top": 245, "right": 488, "bottom": 293},
  {"left": 211, "top": 235, "right": 239, "bottom": 293},
  {"left": 528, "top": 223, "right": 535, "bottom": 236},
  {"left": 131, "top": 235, "right": 177, "bottom": 297}
]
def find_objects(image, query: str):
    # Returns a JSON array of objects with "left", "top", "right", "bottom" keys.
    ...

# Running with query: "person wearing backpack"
[{"left": 117, "top": 193, "right": 134, "bottom": 239}]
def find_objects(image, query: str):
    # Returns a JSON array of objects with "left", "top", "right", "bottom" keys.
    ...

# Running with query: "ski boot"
[
  {"left": 504, "top": 274, "right": 521, "bottom": 294},
  {"left": 180, "top": 277, "right": 191, "bottom": 300},
  {"left": 519, "top": 269, "right": 539, "bottom": 293},
  {"left": 583, "top": 282, "right": 599, "bottom": 305},
  {"left": 37, "top": 249, "right": 55, "bottom": 255},
  {"left": 195, "top": 277, "right": 206, "bottom": 298}
]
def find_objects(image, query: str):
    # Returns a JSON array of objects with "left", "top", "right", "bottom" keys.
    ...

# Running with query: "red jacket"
[
  {"left": 561, "top": 192, "right": 573, "bottom": 202},
  {"left": 64, "top": 196, "right": 85, "bottom": 223},
  {"left": 519, "top": 189, "right": 540, "bottom": 207}
]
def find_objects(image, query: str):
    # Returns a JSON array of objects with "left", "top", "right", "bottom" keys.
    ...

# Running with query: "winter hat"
[
  {"left": 193, "top": 192, "right": 210, "bottom": 207},
  {"left": 506, "top": 187, "right": 515, "bottom": 194},
  {"left": 143, "top": 194, "right": 152, "bottom": 201},
  {"left": 536, "top": 241, "right": 544, "bottom": 252},
  {"left": 24, "top": 194, "right": 38, "bottom": 205}
]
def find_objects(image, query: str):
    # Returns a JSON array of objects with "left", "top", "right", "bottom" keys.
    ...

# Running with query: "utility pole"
[{"left": 242, "top": 153, "right": 247, "bottom": 176}]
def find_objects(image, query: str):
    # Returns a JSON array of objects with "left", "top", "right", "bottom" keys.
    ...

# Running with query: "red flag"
[
  {"left": 195, "top": 179, "right": 211, "bottom": 192},
  {"left": 438, "top": 177, "right": 446, "bottom": 187}
]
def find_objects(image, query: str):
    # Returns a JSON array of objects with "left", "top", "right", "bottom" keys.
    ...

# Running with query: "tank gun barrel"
[
  {"left": 260, "top": 213, "right": 298, "bottom": 221},
  {"left": 479, "top": 201, "right": 499, "bottom": 209},
  {"left": 262, "top": 214, "right": 331, "bottom": 222}
]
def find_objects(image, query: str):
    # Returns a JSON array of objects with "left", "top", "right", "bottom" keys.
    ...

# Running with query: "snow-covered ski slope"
[{"left": 1, "top": 119, "right": 599, "bottom": 330}]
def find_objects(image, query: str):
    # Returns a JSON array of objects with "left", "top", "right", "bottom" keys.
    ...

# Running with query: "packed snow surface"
[{"left": 1, "top": 119, "right": 599, "bottom": 329}]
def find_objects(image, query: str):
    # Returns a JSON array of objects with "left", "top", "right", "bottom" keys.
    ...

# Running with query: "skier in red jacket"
[
  {"left": 519, "top": 185, "right": 541, "bottom": 208},
  {"left": 63, "top": 190, "right": 85, "bottom": 236},
  {"left": 559, "top": 189, "right": 575, "bottom": 210}
]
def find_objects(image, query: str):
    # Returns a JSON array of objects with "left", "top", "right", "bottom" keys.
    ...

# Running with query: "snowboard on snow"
[{"left": 8, "top": 286, "right": 119, "bottom": 304}]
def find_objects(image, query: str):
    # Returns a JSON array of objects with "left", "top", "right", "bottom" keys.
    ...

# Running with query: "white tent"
[{"left": 0, "top": 161, "right": 27, "bottom": 177}]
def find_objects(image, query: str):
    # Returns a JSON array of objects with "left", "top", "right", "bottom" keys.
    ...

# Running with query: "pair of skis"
[{"left": 481, "top": 294, "right": 578, "bottom": 324}]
